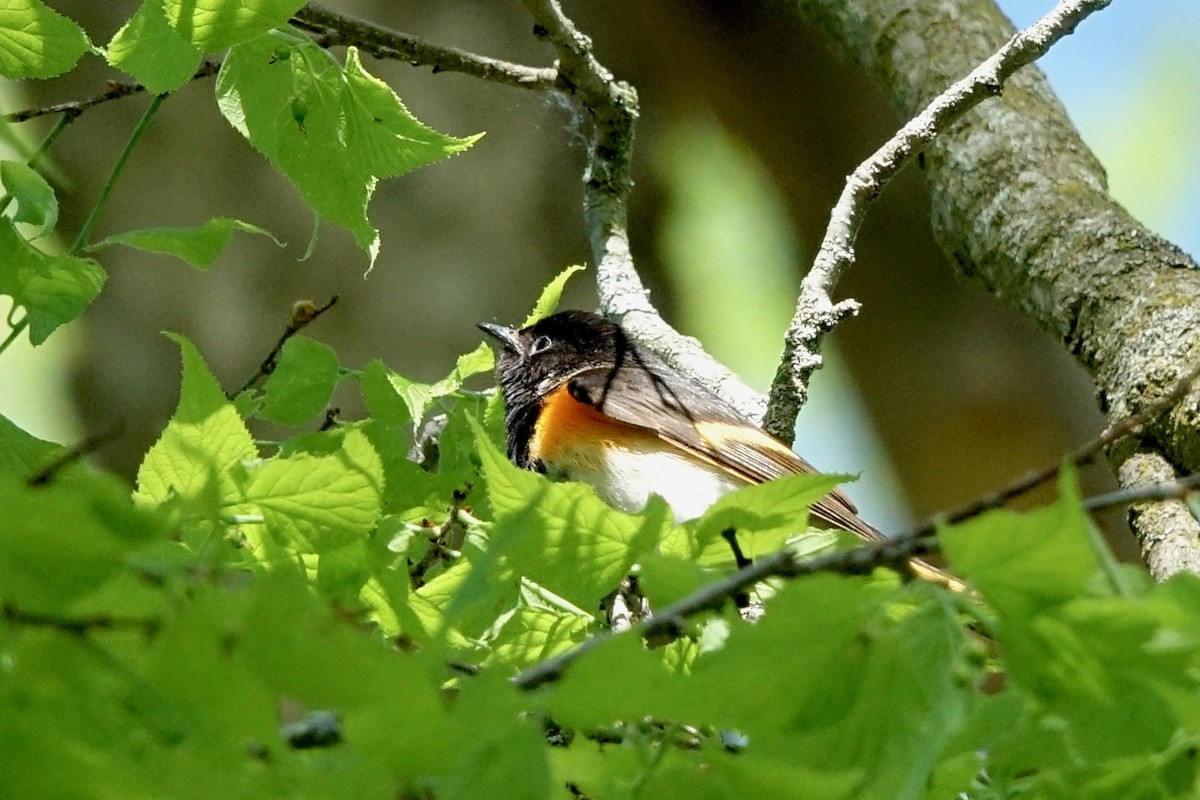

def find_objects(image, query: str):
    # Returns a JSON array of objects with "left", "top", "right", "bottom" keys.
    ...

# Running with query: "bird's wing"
[
  {"left": 562, "top": 362, "right": 879, "bottom": 540},
  {"left": 564, "top": 361, "right": 965, "bottom": 591}
]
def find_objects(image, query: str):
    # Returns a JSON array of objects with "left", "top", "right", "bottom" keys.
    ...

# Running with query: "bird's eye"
[{"left": 529, "top": 335, "right": 553, "bottom": 356}]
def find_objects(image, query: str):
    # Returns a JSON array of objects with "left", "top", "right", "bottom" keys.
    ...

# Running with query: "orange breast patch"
[{"left": 529, "top": 384, "right": 642, "bottom": 466}]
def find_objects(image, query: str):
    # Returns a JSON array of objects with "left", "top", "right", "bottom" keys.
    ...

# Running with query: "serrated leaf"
[
  {"left": 522, "top": 264, "right": 585, "bottom": 326},
  {"left": 1, "top": 160, "right": 56, "bottom": 236},
  {"left": 0, "top": 0, "right": 89, "bottom": 79},
  {"left": 259, "top": 335, "right": 339, "bottom": 425},
  {"left": 486, "top": 606, "right": 592, "bottom": 673},
  {"left": 162, "top": 0, "right": 305, "bottom": 52},
  {"left": 662, "top": 471, "right": 851, "bottom": 564},
  {"left": 216, "top": 32, "right": 479, "bottom": 266},
  {"left": 475, "top": 421, "right": 669, "bottom": 610},
  {"left": 940, "top": 471, "right": 1102, "bottom": 617},
  {"left": 91, "top": 217, "right": 281, "bottom": 270},
  {"left": 235, "top": 427, "right": 383, "bottom": 552},
  {"left": 106, "top": 0, "right": 202, "bottom": 94},
  {"left": 135, "top": 333, "right": 257, "bottom": 508},
  {"left": 369, "top": 342, "right": 494, "bottom": 431},
  {"left": 0, "top": 219, "right": 104, "bottom": 344}
]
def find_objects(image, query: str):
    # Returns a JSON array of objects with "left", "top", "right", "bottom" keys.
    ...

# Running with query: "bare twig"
[
  {"left": 511, "top": 531, "right": 937, "bottom": 690},
  {"left": 25, "top": 427, "right": 122, "bottom": 487},
  {"left": 1083, "top": 474, "right": 1200, "bottom": 513},
  {"left": 3, "top": 61, "right": 220, "bottom": 124},
  {"left": 764, "top": 0, "right": 1115, "bottom": 441},
  {"left": 232, "top": 296, "right": 338, "bottom": 398},
  {"left": 519, "top": 0, "right": 766, "bottom": 423},
  {"left": 2, "top": 604, "right": 158, "bottom": 636},
  {"left": 292, "top": 3, "right": 557, "bottom": 91},
  {"left": 920, "top": 362, "right": 1200, "bottom": 531}
]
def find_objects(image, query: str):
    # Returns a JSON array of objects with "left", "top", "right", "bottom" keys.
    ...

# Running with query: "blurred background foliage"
[{"left": 2, "top": 0, "right": 1197, "bottom": 554}]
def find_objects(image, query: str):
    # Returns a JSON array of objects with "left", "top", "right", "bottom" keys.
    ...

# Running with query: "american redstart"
[{"left": 479, "top": 310, "right": 962, "bottom": 591}]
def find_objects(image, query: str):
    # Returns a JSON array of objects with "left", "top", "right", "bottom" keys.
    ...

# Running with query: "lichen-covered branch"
[
  {"left": 763, "top": 0, "right": 1114, "bottom": 441},
  {"left": 519, "top": 0, "right": 766, "bottom": 422},
  {"left": 795, "top": 0, "right": 1200, "bottom": 577}
]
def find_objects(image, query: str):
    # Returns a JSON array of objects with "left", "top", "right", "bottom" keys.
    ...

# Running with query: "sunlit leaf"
[
  {"left": 0, "top": 219, "right": 105, "bottom": 344},
  {"left": 216, "top": 32, "right": 479, "bottom": 266},
  {"left": 106, "top": 0, "right": 203, "bottom": 94},
  {"left": 0, "top": 0, "right": 89, "bottom": 79},
  {"left": 91, "top": 217, "right": 281, "bottom": 270},
  {"left": 1, "top": 160, "right": 56, "bottom": 236}
]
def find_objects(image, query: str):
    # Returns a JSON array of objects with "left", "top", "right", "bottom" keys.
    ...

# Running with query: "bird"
[{"left": 479, "top": 309, "right": 962, "bottom": 591}]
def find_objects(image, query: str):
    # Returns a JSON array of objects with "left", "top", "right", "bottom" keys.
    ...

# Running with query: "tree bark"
[{"left": 795, "top": 0, "right": 1200, "bottom": 577}]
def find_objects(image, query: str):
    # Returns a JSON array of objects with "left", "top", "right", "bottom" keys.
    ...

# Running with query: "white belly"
[{"left": 549, "top": 439, "right": 745, "bottom": 523}]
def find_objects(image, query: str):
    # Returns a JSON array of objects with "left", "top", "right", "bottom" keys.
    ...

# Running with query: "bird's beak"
[{"left": 477, "top": 322, "right": 521, "bottom": 354}]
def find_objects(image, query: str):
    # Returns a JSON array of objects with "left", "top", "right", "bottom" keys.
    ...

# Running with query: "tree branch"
[
  {"left": 519, "top": 0, "right": 767, "bottom": 423},
  {"left": 764, "top": 0, "right": 1113, "bottom": 441},
  {"left": 2, "top": 61, "right": 220, "bottom": 124},
  {"left": 292, "top": 3, "right": 558, "bottom": 91},
  {"left": 511, "top": 530, "right": 939, "bottom": 690},
  {"left": 793, "top": 0, "right": 1200, "bottom": 577},
  {"left": 2, "top": 604, "right": 158, "bottom": 636}
]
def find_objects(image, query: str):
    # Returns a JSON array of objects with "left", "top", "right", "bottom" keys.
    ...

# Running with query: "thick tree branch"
[
  {"left": 293, "top": 3, "right": 558, "bottom": 91},
  {"left": 519, "top": 0, "right": 766, "bottom": 422},
  {"left": 764, "top": 0, "right": 1113, "bottom": 440},
  {"left": 793, "top": 0, "right": 1200, "bottom": 577}
]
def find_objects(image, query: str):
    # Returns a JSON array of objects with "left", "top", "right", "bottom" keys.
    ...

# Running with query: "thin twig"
[
  {"left": 2, "top": 604, "right": 159, "bottom": 636},
  {"left": 69, "top": 94, "right": 167, "bottom": 256},
  {"left": 519, "top": 0, "right": 766, "bottom": 422},
  {"left": 25, "top": 427, "right": 122, "bottom": 487},
  {"left": 292, "top": 3, "right": 557, "bottom": 91},
  {"left": 764, "top": 0, "right": 1115, "bottom": 441},
  {"left": 233, "top": 296, "right": 339, "bottom": 398},
  {"left": 511, "top": 531, "right": 938, "bottom": 690},
  {"left": 1083, "top": 474, "right": 1200, "bottom": 513},
  {"left": 920, "top": 362, "right": 1200, "bottom": 531},
  {"left": 3, "top": 61, "right": 220, "bottom": 124}
]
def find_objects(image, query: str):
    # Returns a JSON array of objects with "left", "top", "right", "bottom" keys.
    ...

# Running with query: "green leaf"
[
  {"left": 637, "top": 552, "right": 716, "bottom": 609},
  {"left": 476, "top": 421, "right": 670, "bottom": 610},
  {"left": 162, "top": 0, "right": 305, "bottom": 52},
  {"left": 259, "top": 335, "right": 339, "bottom": 425},
  {"left": 1, "top": 161, "right": 57, "bottom": 236},
  {"left": 486, "top": 606, "right": 592, "bottom": 673},
  {"left": 663, "top": 471, "right": 851, "bottom": 564},
  {"left": 367, "top": 342, "right": 494, "bottom": 430},
  {"left": 522, "top": 264, "right": 585, "bottom": 326},
  {"left": 90, "top": 217, "right": 282, "bottom": 270},
  {"left": 359, "top": 359, "right": 410, "bottom": 425},
  {"left": 135, "top": 333, "right": 257, "bottom": 508},
  {"left": 0, "top": 0, "right": 89, "bottom": 79},
  {"left": 216, "top": 32, "right": 479, "bottom": 266},
  {"left": 0, "top": 468, "right": 161, "bottom": 611},
  {"left": 940, "top": 471, "right": 1103, "bottom": 617},
  {"left": 234, "top": 427, "right": 383, "bottom": 553},
  {"left": 105, "top": 0, "right": 203, "bottom": 95},
  {"left": 0, "top": 218, "right": 105, "bottom": 344},
  {"left": 0, "top": 412, "right": 61, "bottom": 476},
  {"left": 440, "top": 718, "right": 550, "bottom": 800}
]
